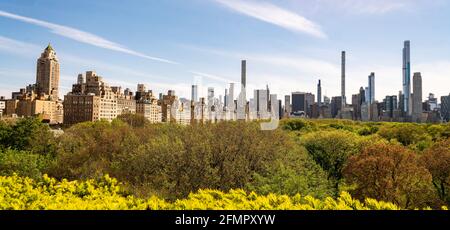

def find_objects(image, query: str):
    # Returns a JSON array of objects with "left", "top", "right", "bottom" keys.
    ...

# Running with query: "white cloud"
[
  {"left": 189, "top": 71, "right": 238, "bottom": 83},
  {"left": 214, "top": 0, "right": 326, "bottom": 38},
  {"left": 0, "top": 10, "right": 177, "bottom": 64},
  {"left": 326, "top": 0, "right": 407, "bottom": 14},
  {"left": 311, "top": 0, "right": 447, "bottom": 15},
  {"left": 0, "top": 36, "right": 40, "bottom": 57}
]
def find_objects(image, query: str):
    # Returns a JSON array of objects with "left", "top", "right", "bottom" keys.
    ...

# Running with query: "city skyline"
[{"left": 1, "top": 0, "right": 450, "bottom": 102}]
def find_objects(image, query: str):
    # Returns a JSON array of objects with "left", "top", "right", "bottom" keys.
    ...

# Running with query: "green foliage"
[
  {"left": 0, "top": 117, "right": 57, "bottom": 156},
  {"left": 52, "top": 119, "right": 139, "bottom": 179},
  {"left": 280, "top": 119, "right": 314, "bottom": 132},
  {"left": 1, "top": 118, "right": 448, "bottom": 208},
  {"left": 0, "top": 149, "right": 54, "bottom": 180},
  {"left": 4, "top": 174, "right": 439, "bottom": 210},
  {"left": 377, "top": 123, "right": 432, "bottom": 148},
  {"left": 357, "top": 125, "right": 379, "bottom": 136},
  {"left": 300, "top": 130, "right": 364, "bottom": 193},
  {"left": 53, "top": 121, "right": 294, "bottom": 199},
  {"left": 247, "top": 148, "right": 334, "bottom": 199},
  {"left": 117, "top": 113, "right": 149, "bottom": 128}
]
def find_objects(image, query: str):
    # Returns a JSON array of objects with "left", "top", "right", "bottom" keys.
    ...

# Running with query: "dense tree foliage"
[
  {"left": 300, "top": 130, "right": 365, "bottom": 193},
  {"left": 0, "top": 118, "right": 56, "bottom": 156},
  {"left": 343, "top": 142, "right": 437, "bottom": 209},
  {"left": 247, "top": 148, "right": 334, "bottom": 199},
  {"left": 117, "top": 113, "right": 149, "bottom": 128},
  {"left": 421, "top": 139, "right": 450, "bottom": 205},
  {"left": 0, "top": 149, "right": 53, "bottom": 180},
  {"left": 0, "top": 117, "right": 449, "bottom": 208},
  {"left": 53, "top": 121, "right": 307, "bottom": 198}
]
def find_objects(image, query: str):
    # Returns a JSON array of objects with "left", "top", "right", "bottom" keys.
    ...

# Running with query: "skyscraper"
[
  {"left": 412, "top": 72, "right": 422, "bottom": 122},
  {"left": 191, "top": 85, "right": 198, "bottom": 102},
  {"left": 384, "top": 95, "right": 398, "bottom": 118},
  {"left": 317, "top": 79, "right": 322, "bottom": 104},
  {"left": 341, "top": 51, "right": 346, "bottom": 106},
  {"left": 241, "top": 60, "right": 246, "bottom": 89},
  {"left": 441, "top": 94, "right": 450, "bottom": 122},
  {"left": 403, "top": 40, "right": 411, "bottom": 115},
  {"left": 368, "top": 72, "right": 375, "bottom": 104},
  {"left": 292, "top": 92, "right": 305, "bottom": 115},
  {"left": 228, "top": 83, "right": 235, "bottom": 112},
  {"left": 224, "top": 88, "right": 228, "bottom": 110},
  {"left": 237, "top": 60, "right": 247, "bottom": 120},
  {"left": 254, "top": 89, "right": 268, "bottom": 119},
  {"left": 284, "top": 95, "right": 291, "bottom": 116},
  {"left": 207, "top": 87, "right": 214, "bottom": 107},
  {"left": 36, "top": 44, "right": 60, "bottom": 101},
  {"left": 292, "top": 92, "right": 314, "bottom": 117}
]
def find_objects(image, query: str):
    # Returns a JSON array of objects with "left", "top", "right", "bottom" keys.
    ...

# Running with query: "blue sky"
[{"left": 1, "top": 0, "right": 449, "bottom": 102}]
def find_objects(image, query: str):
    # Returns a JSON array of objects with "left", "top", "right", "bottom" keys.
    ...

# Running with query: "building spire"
[{"left": 46, "top": 43, "right": 54, "bottom": 51}]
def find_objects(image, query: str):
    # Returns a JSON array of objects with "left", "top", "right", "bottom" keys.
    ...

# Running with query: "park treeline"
[{"left": 0, "top": 115, "right": 449, "bottom": 209}]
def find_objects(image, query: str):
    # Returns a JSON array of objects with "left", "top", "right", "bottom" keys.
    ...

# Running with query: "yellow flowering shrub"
[{"left": 0, "top": 174, "right": 445, "bottom": 210}]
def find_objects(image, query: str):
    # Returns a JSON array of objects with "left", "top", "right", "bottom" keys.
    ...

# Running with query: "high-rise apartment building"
[
  {"left": 63, "top": 71, "right": 118, "bottom": 125},
  {"left": 36, "top": 44, "right": 60, "bottom": 101},
  {"left": 241, "top": 60, "right": 246, "bottom": 90},
  {"left": 383, "top": 95, "right": 398, "bottom": 118},
  {"left": 161, "top": 90, "right": 177, "bottom": 123},
  {"left": 331, "top": 96, "right": 343, "bottom": 118},
  {"left": 341, "top": 51, "right": 346, "bottom": 106},
  {"left": 368, "top": 72, "right": 375, "bottom": 104},
  {"left": 292, "top": 92, "right": 315, "bottom": 117},
  {"left": 412, "top": 72, "right": 423, "bottom": 122},
  {"left": 254, "top": 89, "right": 269, "bottom": 119},
  {"left": 403, "top": 40, "right": 411, "bottom": 115},
  {"left": 284, "top": 95, "right": 291, "bottom": 116},
  {"left": 441, "top": 94, "right": 450, "bottom": 122},
  {"left": 3, "top": 45, "right": 63, "bottom": 124},
  {"left": 317, "top": 79, "right": 322, "bottom": 105},
  {"left": 237, "top": 60, "right": 247, "bottom": 120},
  {"left": 191, "top": 85, "right": 198, "bottom": 103}
]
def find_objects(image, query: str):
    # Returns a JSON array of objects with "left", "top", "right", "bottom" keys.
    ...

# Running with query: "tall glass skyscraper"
[
  {"left": 402, "top": 40, "right": 411, "bottom": 115},
  {"left": 191, "top": 85, "right": 198, "bottom": 102},
  {"left": 368, "top": 72, "right": 375, "bottom": 104}
]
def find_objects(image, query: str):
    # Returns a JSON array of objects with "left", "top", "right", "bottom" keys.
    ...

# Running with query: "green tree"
[
  {"left": 52, "top": 120, "right": 140, "bottom": 180},
  {"left": 377, "top": 123, "right": 432, "bottom": 148},
  {"left": 0, "top": 149, "right": 53, "bottom": 179},
  {"left": 301, "top": 130, "right": 363, "bottom": 194},
  {"left": 247, "top": 147, "right": 334, "bottom": 199},
  {"left": 117, "top": 113, "right": 149, "bottom": 128}
]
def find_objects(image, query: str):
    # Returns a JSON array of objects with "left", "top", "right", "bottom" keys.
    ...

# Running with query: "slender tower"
[
  {"left": 341, "top": 51, "right": 346, "bottom": 107},
  {"left": 317, "top": 79, "right": 322, "bottom": 104},
  {"left": 191, "top": 85, "right": 198, "bottom": 102},
  {"left": 238, "top": 60, "right": 247, "bottom": 120},
  {"left": 241, "top": 60, "right": 247, "bottom": 90},
  {"left": 368, "top": 72, "right": 375, "bottom": 104},
  {"left": 403, "top": 41, "right": 411, "bottom": 115},
  {"left": 412, "top": 72, "right": 422, "bottom": 122}
]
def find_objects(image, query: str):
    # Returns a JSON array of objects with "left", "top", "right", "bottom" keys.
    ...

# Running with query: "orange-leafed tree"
[
  {"left": 421, "top": 139, "right": 450, "bottom": 205},
  {"left": 343, "top": 142, "right": 436, "bottom": 209}
]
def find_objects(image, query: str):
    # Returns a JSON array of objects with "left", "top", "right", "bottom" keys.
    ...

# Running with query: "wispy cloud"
[
  {"left": 0, "top": 10, "right": 177, "bottom": 64},
  {"left": 189, "top": 71, "right": 237, "bottom": 83},
  {"left": 329, "top": 0, "right": 407, "bottom": 14},
  {"left": 214, "top": 0, "right": 326, "bottom": 38},
  {"left": 313, "top": 0, "right": 417, "bottom": 14},
  {"left": 0, "top": 36, "right": 40, "bottom": 57}
]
